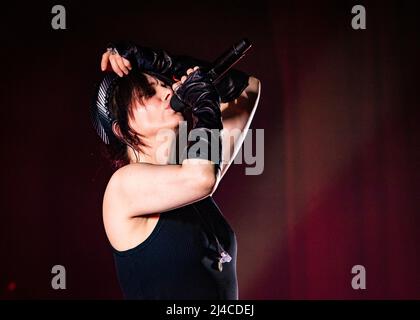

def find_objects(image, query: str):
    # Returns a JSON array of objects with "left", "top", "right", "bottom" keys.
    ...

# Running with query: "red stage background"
[{"left": 0, "top": 0, "right": 418, "bottom": 299}]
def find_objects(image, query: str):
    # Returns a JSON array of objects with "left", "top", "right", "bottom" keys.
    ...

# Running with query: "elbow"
[
  {"left": 190, "top": 162, "right": 217, "bottom": 197},
  {"left": 195, "top": 165, "right": 217, "bottom": 197},
  {"left": 201, "top": 168, "right": 217, "bottom": 196},
  {"left": 239, "top": 76, "right": 261, "bottom": 110},
  {"left": 247, "top": 76, "right": 261, "bottom": 94}
]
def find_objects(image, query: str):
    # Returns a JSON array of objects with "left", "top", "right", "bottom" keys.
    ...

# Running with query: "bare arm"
[
  {"left": 211, "top": 76, "right": 261, "bottom": 194},
  {"left": 103, "top": 159, "right": 216, "bottom": 219}
]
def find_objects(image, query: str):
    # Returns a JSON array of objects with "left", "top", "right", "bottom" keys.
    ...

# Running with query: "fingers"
[
  {"left": 109, "top": 57, "right": 123, "bottom": 77},
  {"left": 172, "top": 81, "right": 181, "bottom": 92},
  {"left": 100, "top": 50, "right": 132, "bottom": 77},
  {"left": 182, "top": 66, "right": 200, "bottom": 82},
  {"left": 172, "top": 66, "right": 200, "bottom": 92},
  {"left": 101, "top": 51, "right": 111, "bottom": 71},
  {"left": 122, "top": 57, "right": 132, "bottom": 71},
  {"left": 190, "top": 66, "right": 199, "bottom": 72},
  {"left": 186, "top": 66, "right": 199, "bottom": 75},
  {"left": 115, "top": 55, "right": 130, "bottom": 76}
]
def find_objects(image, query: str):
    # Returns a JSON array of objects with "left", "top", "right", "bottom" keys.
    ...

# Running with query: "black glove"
[
  {"left": 175, "top": 69, "right": 222, "bottom": 129},
  {"left": 109, "top": 41, "right": 174, "bottom": 78},
  {"left": 174, "top": 69, "right": 223, "bottom": 169},
  {"left": 107, "top": 41, "right": 249, "bottom": 103}
]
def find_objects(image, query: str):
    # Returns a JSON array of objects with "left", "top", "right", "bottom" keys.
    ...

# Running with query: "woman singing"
[{"left": 91, "top": 40, "right": 260, "bottom": 299}]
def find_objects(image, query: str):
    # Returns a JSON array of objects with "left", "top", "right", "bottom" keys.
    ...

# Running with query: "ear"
[{"left": 112, "top": 121, "right": 123, "bottom": 140}]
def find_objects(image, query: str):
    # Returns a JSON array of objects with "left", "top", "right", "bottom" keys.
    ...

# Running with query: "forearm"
[
  {"left": 213, "top": 76, "right": 261, "bottom": 187},
  {"left": 221, "top": 76, "right": 260, "bottom": 119}
]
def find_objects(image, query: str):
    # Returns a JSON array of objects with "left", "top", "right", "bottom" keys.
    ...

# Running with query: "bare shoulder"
[
  {"left": 105, "top": 162, "right": 151, "bottom": 191},
  {"left": 104, "top": 160, "right": 213, "bottom": 218},
  {"left": 103, "top": 163, "right": 146, "bottom": 218},
  {"left": 103, "top": 164, "right": 161, "bottom": 251},
  {"left": 108, "top": 163, "right": 145, "bottom": 184},
  {"left": 102, "top": 164, "right": 143, "bottom": 249}
]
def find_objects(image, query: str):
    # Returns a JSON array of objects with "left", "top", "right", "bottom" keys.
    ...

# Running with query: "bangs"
[
  {"left": 110, "top": 72, "right": 156, "bottom": 120},
  {"left": 130, "top": 73, "right": 156, "bottom": 104}
]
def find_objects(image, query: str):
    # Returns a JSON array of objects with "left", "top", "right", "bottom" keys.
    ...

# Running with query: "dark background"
[{"left": 0, "top": 0, "right": 418, "bottom": 299}]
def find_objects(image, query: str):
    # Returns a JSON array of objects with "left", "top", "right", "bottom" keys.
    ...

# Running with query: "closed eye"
[
  {"left": 159, "top": 81, "right": 169, "bottom": 88},
  {"left": 150, "top": 77, "right": 170, "bottom": 90}
]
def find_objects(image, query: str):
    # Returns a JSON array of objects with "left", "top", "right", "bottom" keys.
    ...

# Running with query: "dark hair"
[{"left": 104, "top": 72, "right": 156, "bottom": 169}]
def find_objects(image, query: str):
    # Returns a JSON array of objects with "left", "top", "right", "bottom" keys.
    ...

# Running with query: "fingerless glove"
[{"left": 174, "top": 69, "right": 223, "bottom": 170}]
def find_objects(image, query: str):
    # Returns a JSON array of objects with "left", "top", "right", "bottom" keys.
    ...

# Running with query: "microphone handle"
[
  {"left": 171, "top": 39, "right": 252, "bottom": 112},
  {"left": 208, "top": 38, "right": 252, "bottom": 84}
]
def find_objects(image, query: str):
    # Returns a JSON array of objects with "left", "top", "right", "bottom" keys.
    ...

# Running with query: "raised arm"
[
  {"left": 104, "top": 159, "right": 216, "bottom": 217},
  {"left": 211, "top": 76, "right": 261, "bottom": 194}
]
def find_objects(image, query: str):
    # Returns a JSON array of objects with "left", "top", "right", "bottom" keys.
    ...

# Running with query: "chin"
[
  {"left": 162, "top": 119, "right": 181, "bottom": 132},
  {"left": 173, "top": 112, "right": 184, "bottom": 123}
]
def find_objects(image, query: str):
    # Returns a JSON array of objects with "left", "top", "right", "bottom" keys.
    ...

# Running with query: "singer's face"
[{"left": 129, "top": 74, "right": 184, "bottom": 137}]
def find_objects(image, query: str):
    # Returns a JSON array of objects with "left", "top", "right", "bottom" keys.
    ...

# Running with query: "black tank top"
[{"left": 112, "top": 196, "right": 238, "bottom": 300}]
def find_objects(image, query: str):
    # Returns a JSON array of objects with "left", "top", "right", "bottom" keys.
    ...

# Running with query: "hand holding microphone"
[
  {"left": 172, "top": 66, "right": 223, "bottom": 171},
  {"left": 172, "top": 67, "right": 222, "bottom": 130},
  {"left": 170, "top": 38, "right": 252, "bottom": 112}
]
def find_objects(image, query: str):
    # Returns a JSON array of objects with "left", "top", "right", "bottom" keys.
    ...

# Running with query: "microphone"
[{"left": 170, "top": 38, "right": 252, "bottom": 112}]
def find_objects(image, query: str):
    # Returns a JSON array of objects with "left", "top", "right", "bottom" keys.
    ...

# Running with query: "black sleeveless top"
[{"left": 112, "top": 196, "right": 238, "bottom": 300}]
